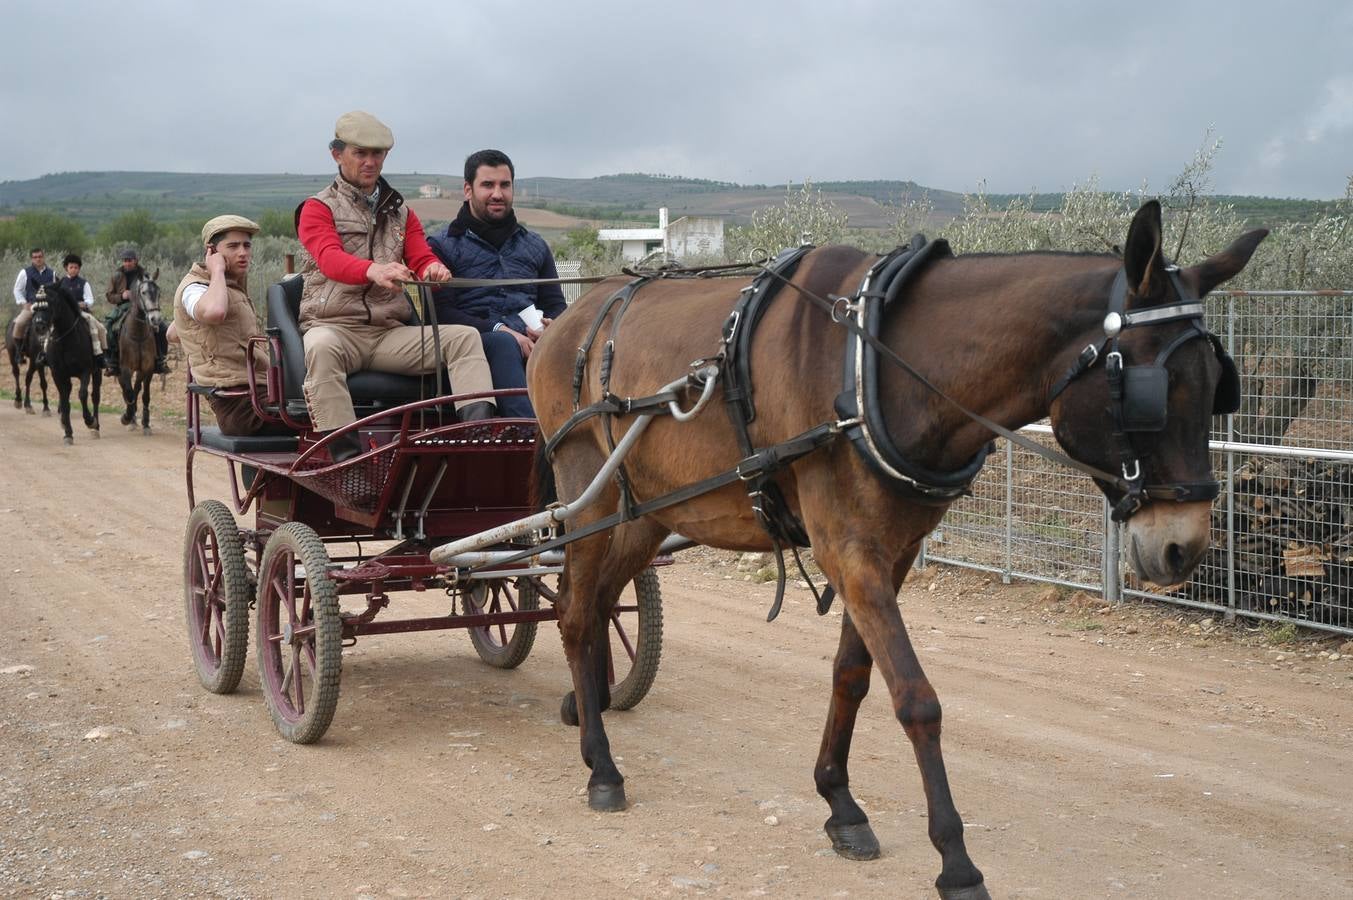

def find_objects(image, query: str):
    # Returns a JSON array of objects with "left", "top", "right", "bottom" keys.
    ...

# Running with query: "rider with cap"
[
  {"left": 105, "top": 247, "right": 169, "bottom": 375},
  {"left": 294, "top": 110, "right": 496, "bottom": 460},
  {"left": 57, "top": 254, "right": 110, "bottom": 369},
  {"left": 170, "top": 215, "right": 286, "bottom": 436},
  {"left": 10, "top": 247, "right": 56, "bottom": 361}
]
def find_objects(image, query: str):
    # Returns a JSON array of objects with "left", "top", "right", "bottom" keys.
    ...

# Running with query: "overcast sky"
[{"left": 3, "top": 1, "right": 1349, "bottom": 199}]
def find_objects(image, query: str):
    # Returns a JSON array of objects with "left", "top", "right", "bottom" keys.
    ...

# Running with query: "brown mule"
[
  {"left": 526, "top": 201, "right": 1267, "bottom": 898},
  {"left": 117, "top": 270, "right": 161, "bottom": 434}
]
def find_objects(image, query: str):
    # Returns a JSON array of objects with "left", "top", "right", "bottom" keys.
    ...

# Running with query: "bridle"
[{"left": 1048, "top": 267, "right": 1240, "bottom": 521}]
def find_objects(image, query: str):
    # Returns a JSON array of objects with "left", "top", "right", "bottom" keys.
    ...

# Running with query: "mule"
[
  {"left": 526, "top": 201, "right": 1267, "bottom": 898},
  {"left": 32, "top": 282, "right": 102, "bottom": 444},
  {"left": 5, "top": 308, "right": 50, "bottom": 416},
  {"left": 117, "top": 270, "right": 161, "bottom": 434}
]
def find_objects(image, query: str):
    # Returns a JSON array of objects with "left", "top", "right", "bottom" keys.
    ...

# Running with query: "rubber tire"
[
  {"left": 254, "top": 522, "right": 342, "bottom": 744},
  {"left": 467, "top": 578, "right": 540, "bottom": 669},
  {"left": 183, "top": 500, "right": 251, "bottom": 694},
  {"left": 607, "top": 566, "right": 663, "bottom": 710}
]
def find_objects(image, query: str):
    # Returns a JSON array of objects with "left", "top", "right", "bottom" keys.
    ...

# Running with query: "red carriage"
[{"left": 181, "top": 277, "right": 667, "bottom": 743}]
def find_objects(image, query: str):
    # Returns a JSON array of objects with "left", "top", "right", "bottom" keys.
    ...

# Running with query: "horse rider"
[
  {"left": 427, "top": 149, "right": 567, "bottom": 418},
  {"left": 11, "top": 247, "right": 56, "bottom": 362},
  {"left": 58, "top": 254, "right": 110, "bottom": 371},
  {"left": 169, "top": 215, "right": 290, "bottom": 436},
  {"left": 295, "top": 110, "right": 495, "bottom": 461},
  {"left": 104, "top": 247, "right": 169, "bottom": 376}
]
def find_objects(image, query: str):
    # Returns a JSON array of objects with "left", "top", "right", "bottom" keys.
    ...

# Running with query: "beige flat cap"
[
  {"left": 335, "top": 110, "right": 394, "bottom": 150},
  {"left": 202, "top": 214, "right": 260, "bottom": 245}
]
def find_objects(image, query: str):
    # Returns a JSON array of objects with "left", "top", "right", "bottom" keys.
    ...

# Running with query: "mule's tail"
[{"left": 528, "top": 432, "right": 557, "bottom": 512}]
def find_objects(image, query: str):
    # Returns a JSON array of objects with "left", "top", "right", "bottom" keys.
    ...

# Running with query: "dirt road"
[{"left": 2, "top": 404, "right": 1352, "bottom": 899}]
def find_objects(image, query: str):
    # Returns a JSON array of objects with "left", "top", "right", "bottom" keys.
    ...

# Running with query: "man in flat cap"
[
  {"left": 170, "top": 215, "right": 286, "bottom": 436},
  {"left": 294, "top": 110, "right": 495, "bottom": 459},
  {"left": 104, "top": 247, "right": 169, "bottom": 375}
]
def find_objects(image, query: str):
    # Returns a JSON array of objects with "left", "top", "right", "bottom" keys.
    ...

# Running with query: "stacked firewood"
[{"left": 1185, "top": 457, "right": 1353, "bottom": 626}]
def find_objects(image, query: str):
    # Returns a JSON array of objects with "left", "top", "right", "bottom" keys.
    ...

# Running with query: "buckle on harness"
[
  {"left": 1121, "top": 458, "right": 1141, "bottom": 482},
  {"left": 829, "top": 294, "right": 861, "bottom": 323},
  {"left": 1076, "top": 343, "right": 1099, "bottom": 369}
]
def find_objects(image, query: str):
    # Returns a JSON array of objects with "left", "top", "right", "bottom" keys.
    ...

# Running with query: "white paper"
[{"left": 518, "top": 304, "right": 544, "bottom": 331}]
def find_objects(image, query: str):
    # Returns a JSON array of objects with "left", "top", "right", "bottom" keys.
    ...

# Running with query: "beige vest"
[
  {"left": 172, "top": 263, "right": 269, "bottom": 387},
  {"left": 298, "top": 176, "right": 411, "bottom": 331}
]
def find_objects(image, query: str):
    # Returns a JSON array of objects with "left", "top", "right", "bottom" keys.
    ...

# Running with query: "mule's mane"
[{"left": 956, "top": 249, "right": 1120, "bottom": 261}]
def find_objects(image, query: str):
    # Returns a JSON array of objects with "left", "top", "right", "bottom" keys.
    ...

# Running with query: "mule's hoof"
[
  {"left": 62, "top": 436, "right": 73, "bottom": 446},
  {"left": 142, "top": 427, "right": 151, "bottom": 435},
  {"left": 42, "top": 409, "right": 51, "bottom": 417},
  {"left": 937, "top": 881, "right": 991, "bottom": 900},
  {"left": 91, "top": 430, "right": 100, "bottom": 439},
  {"left": 120, "top": 413, "right": 133, "bottom": 426},
  {"left": 588, "top": 782, "right": 627, "bottom": 812},
  {"left": 825, "top": 822, "right": 881, "bottom": 861},
  {"left": 25, "top": 407, "right": 34, "bottom": 415},
  {"left": 560, "top": 691, "right": 579, "bottom": 727}
]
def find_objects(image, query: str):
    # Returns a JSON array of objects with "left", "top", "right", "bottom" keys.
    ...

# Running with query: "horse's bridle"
[{"left": 1048, "top": 267, "right": 1240, "bottom": 521}]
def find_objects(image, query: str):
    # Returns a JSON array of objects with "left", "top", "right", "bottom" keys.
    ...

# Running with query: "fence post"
[
  {"left": 1102, "top": 497, "right": 1121, "bottom": 604},
  {"left": 1002, "top": 440, "right": 1013, "bottom": 584},
  {"left": 1223, "top": 297, "right": 1238, "bottom": 623}
]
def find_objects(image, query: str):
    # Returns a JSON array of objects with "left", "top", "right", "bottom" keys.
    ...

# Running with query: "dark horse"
[
  {"left": 117, "top": 269, "right": 161, "bottom": 434},
  {"left": 5, "top": 305, "right": 51, "bottom": 416},
  {"left": 525, "top": 202, "right": 1267, "bottom": 898},
  {"left": 32, "top": 281, "right": 101, "bottom": 444}
]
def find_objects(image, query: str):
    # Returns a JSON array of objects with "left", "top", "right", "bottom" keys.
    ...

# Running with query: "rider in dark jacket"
[{"left": 105, "top": 248, "right": 169, "bottom": 375}]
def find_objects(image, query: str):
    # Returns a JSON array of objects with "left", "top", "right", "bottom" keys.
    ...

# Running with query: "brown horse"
[
  {"left": 525, "top": 201, "right": 1267, "bottom": 898},
  {"left": 117, "top": 270, "right": 161, "bottom": 434}
]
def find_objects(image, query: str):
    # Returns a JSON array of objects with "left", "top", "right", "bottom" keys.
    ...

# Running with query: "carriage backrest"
[{"left": 265, "top": 277, "right": 438, "bottom": 416}]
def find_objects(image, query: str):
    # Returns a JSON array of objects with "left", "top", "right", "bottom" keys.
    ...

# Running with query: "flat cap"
[
  {"left": 202, "top": 214, "right": 260, "bottom": 245},
  {"left": 118, "top": 248, "right": 138, "bottom": 260},
  {"left": 334, "top": 110, "right": 394, "bottom": 150}
]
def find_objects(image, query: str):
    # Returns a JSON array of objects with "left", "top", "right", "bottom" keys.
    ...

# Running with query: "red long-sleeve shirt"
[{"left": 296, "top": 199, "right": 441, "bottom": 285}]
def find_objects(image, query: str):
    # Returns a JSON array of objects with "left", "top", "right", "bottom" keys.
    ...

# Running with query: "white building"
[
  {"left": 418, "top": 183, "right": 444, "bottom": 199},
  {"left": 597, "top": 207, "right": 725, "bottom": 263}
]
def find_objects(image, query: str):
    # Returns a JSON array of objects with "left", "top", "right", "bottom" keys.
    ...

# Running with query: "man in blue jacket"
[{"left": 428, "top": 149, "right": 566, "bottom": 417}]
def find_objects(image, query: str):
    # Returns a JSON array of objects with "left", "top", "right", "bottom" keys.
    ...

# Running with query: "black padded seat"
[
  {"left": 266, "top": 277, "right": 442, "bottom": 418},
  {"left": 197, "top": 426, "right": 298, "bottom": 454}
]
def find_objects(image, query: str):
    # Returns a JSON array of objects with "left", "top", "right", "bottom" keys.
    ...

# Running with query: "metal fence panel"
[{"left": 920, "top": 291, "right": 1353, "bottom": 637}]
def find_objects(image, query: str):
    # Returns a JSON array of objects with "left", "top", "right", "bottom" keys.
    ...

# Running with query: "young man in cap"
[
  {"left": 170, "top": 215, "right": 286, "bottom": 436},
  {"left": 57, "top": 254, "right": 109, "bottom": 368},
  {"left": 11, "top": 247, "right": 56, "bottom": 360},
  {"left": 428, "top": 149, "right": 567, "bottom": 418},
  {"left": 295, "top": 110, "right": 495, "bottom": 459},
  {"left": 105, "top": 247, "right": 169, "bottom": 375}
]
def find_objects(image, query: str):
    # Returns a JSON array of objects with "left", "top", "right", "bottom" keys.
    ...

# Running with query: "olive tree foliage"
[
  {"left": 0, "top": 210, "right": 89, "bottom": 255},
  {"left": 725, "top": 181, "right": 849, "bottom": 262}
]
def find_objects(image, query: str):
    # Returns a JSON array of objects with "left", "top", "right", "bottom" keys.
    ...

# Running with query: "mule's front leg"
[
  {"left": 815, "top": 611, "right": 880, "bottom": 860},
  {"left": 140, "top": 374, "right": 152, "bottom": 433},
  {"left": 848, "top": 580, "right": 988, "bottom": 900},
  {"left": 119, "top": 372, "right": 135, "bottom": 426},
  {"left": 556, "top": 541, "right": 626, "bottom": 812}
]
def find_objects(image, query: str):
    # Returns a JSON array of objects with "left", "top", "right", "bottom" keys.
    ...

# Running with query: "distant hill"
[{"left": 0, "top": 171, "right": 1335, "bottom": 232}]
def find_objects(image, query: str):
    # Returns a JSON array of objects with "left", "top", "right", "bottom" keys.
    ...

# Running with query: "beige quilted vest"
[
  {"left": 172, "top": 263, "right": 269, "bottom": 387},
  {"left": 297, "top": 176, "right": 411, "bottom": 330}
]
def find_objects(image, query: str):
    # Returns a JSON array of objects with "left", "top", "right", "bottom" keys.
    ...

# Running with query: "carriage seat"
[
  {"left": 197, "top": 425, "right": 298, "bottom": 454},
  {"left": 266, "top": 276, "right": 442, "bottom": 420}
]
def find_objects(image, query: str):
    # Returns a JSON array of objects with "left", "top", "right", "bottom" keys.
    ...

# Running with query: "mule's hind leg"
[
  {"left": 119, "top": 371, "right": 135, "bottom": 426},
  {"left": 140, "top": 373, "right": 152, "bottom": 433},
  {"left": 843, "top": 565, "right": 987, "bottom": 899},
  {"left": 56, "top": 379, "right": 74, "bottom": 444}
]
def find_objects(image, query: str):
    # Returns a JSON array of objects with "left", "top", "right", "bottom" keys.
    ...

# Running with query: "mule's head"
[
  {"left": 1050, "top": 200, "right": 1267, "bottom": 587},
  {"left": 30, "top": 285, "right": 53, "bottom": 339}
]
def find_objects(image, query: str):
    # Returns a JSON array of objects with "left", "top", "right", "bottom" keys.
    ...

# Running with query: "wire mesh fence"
[{"left": 919, "top": 290, "right": 1353, "bottom": 637}]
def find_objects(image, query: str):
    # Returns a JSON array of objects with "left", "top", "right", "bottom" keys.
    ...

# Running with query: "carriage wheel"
[
  {"left": 254, "top": 523, "right": 342, "bottom": 744},
  {"left": 530, "top": 566, "right": 663, "bottom": 710},
  {"left": 466, "top": 578, "right": 540, "bottom": 669},
  {"left": 183, "top": 500, "right": 251, "bottom": 694}
]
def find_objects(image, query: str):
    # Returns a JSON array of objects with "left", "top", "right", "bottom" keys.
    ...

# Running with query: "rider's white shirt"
[{"left": 180, "top": 283, "right": 207, "bottom": 320}]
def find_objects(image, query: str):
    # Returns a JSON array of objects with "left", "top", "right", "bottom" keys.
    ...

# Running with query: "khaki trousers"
[
  {"left": 13, "top": 304, "right": 32, "bottom": 339},
  {"left": 302, "top": 323, "right": 493, "bottom": 431},
  {"left": 84, "top": 313, "right": 107, "bottom": 354}
]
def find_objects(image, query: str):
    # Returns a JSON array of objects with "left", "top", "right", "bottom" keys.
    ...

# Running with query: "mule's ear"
[
  {"left": 1123, "top": 200, "right": 1164, "bottom": 300},
  {"left": 1187, "top": 228, "right": 1269, "bottom": 296},
  {"left": 153, "top": 267, "right": 160, "bottom": 281}
]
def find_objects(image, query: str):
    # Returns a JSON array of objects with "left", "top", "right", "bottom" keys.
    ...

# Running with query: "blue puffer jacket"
[{"left": 427, "top": 220, "right": 566, "bottom": 334}]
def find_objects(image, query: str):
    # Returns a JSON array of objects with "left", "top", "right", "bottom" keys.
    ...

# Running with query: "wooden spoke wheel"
[
  {"left": 183, "top": 500, "right": 251, "bottom": 694},
  {"left": 254, "top": 523, "right": 342, "bottom": 744},
  {"left": 465, "top": 578, "right": 539, "bottom": 669},
  {"left": 531, "top": 566, "right": 663, "bottom": 710}
]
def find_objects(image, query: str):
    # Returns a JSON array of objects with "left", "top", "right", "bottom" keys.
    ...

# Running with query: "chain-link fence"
[{"left": 919, "top": 290, "right": 1353, "bottom": 637}]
